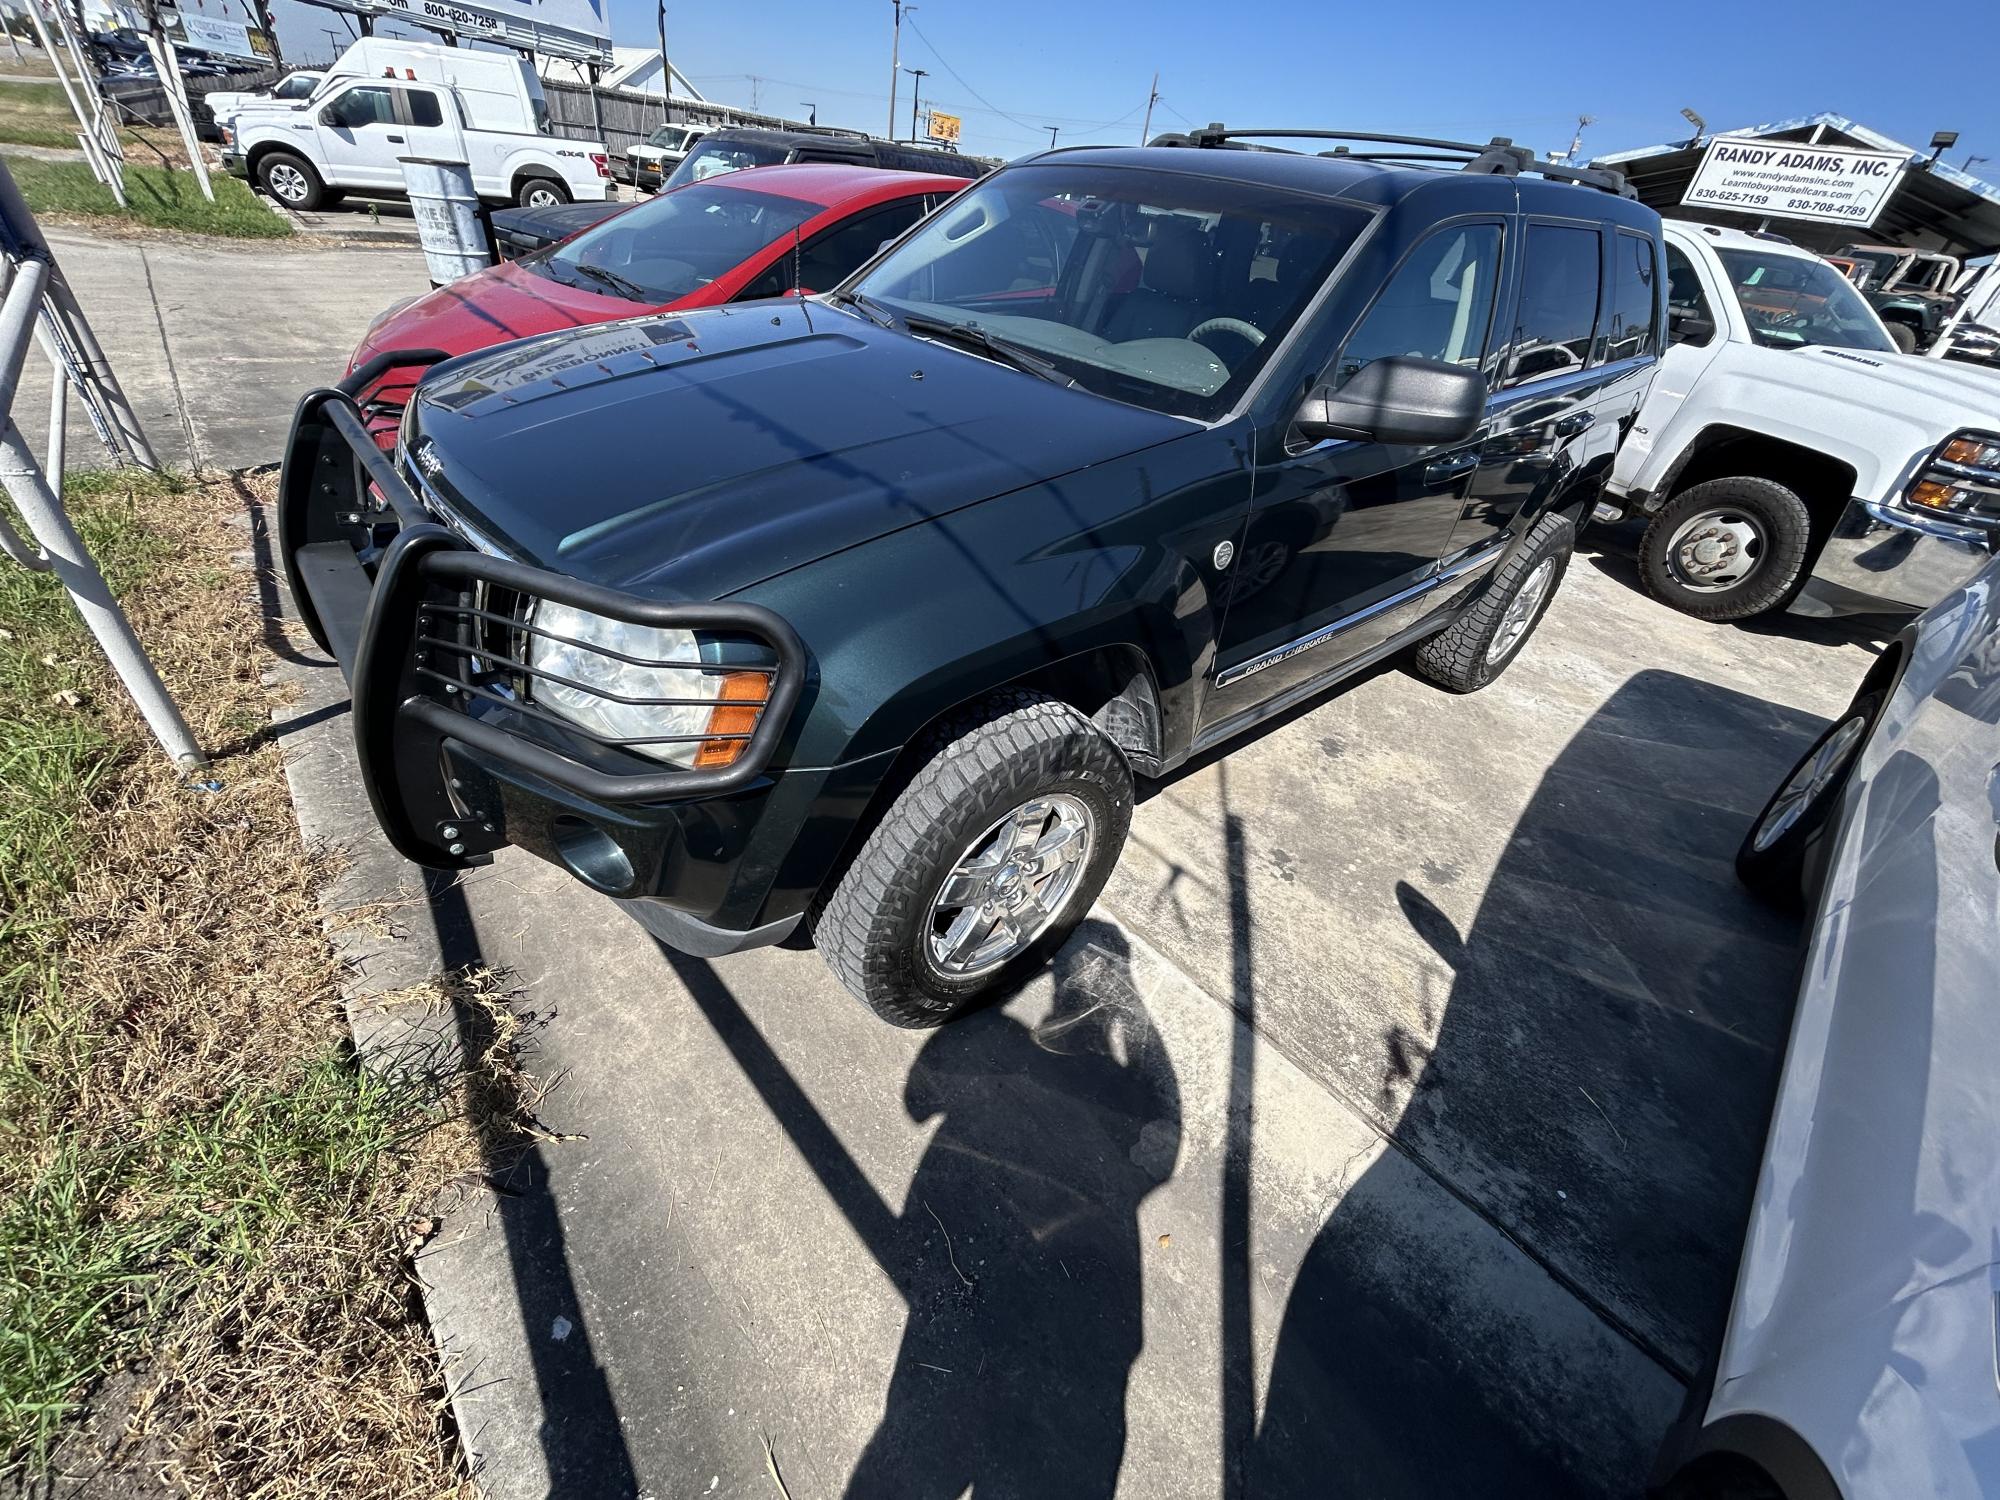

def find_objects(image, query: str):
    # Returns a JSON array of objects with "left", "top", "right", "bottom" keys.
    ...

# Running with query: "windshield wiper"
[
  {"left": 900, "top": 313, "right": 1075, "bottom": 388},
  {"left": 566, "top": 261, "right": 649, "bottom": 302},
  {"left": 825, "top": 289, "right": 896, "bottom": 328}
]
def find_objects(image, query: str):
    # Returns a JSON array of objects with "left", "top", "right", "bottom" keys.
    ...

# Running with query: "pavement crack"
[{"left": 137, "top": 245, "right": 203, "bottom": 473}]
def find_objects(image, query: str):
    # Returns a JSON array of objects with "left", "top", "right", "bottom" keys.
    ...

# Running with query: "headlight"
[
  {"left": 527, "top": 601, "right": 766, "bottom": 770},
  {"left": 1904, "top": 430, "right": 2000, "bottom": 524}
]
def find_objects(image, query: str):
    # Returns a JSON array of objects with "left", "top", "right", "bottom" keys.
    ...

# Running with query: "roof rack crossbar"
[{"left": 1180, "top": 125, "right": 1636, "bottom": 198}]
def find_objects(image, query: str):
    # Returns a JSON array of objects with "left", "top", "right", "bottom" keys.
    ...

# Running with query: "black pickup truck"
[{"left": 282, "top": 127, "right": 1663, "bottom": 1027}]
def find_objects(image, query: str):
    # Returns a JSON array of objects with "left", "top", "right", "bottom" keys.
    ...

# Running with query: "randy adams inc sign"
[{"left": 1682, "top": 135, "right": 1908, "bottom": 227}]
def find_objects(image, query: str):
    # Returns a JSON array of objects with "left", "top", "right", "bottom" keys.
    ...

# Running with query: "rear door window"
[
  {"left": 402, "top": 88, "right": 446, "bottom": 129},
  {"left": 1503, "top": 223, "right": 1601, "bottom": 386},
  {"left": 1604, "top": 230, "right": 1659, "bottom": 362}
]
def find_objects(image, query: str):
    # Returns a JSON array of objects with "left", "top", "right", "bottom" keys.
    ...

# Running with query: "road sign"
[
  {"left": 927, "top": 109, "right": 961, "bottom": 145},
  {"left": 1682, "top": 135, "right": 1908, "bottom": 228}
]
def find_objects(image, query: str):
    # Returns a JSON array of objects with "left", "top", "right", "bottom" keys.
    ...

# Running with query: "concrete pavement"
[
  {"left": 260, "top": 490, "right": 1876, "bottom": 1496},
  {"left": 19, "top": 226, "right": 429, "bottom": 473}
]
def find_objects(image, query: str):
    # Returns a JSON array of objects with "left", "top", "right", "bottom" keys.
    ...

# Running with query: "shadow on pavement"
[
  {"left": 660, "top": 927, "right": 1182, "bottom": 1499},
  {"left": 423, "top": 871, "right": 643, "bottom": 1499},
  {"left": 1578, "top": 521, "right": 1894, "bottom": 655},
  {"left": 1246, "top": 668, "right": 1823, "bottom": 1494}
]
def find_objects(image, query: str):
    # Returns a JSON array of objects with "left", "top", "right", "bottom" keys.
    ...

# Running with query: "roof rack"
[{"left": 1150, "top": 125, "right": 1637, "bottom": 199}]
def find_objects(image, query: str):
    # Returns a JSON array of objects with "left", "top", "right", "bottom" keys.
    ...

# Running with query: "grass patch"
[
  {"left": 5, "top": 157, "right": 286, "bottom": 238},
  {"left": 0, "top": 81, "right": 197, "bottom": 165},
  {"left": 0, "top": 471, "right": 484, "bottom": 1494}
]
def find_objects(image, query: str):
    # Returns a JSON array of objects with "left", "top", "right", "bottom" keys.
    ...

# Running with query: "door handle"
[
  {"left": 1424, "top": 450, "right": 1479, "bottom": 484},
  {"left": 1554, "top": 410, "right": 1596, "bottom": 438},
  {"left": 386, "top": 134, "right": 405, "bottom": 143}
]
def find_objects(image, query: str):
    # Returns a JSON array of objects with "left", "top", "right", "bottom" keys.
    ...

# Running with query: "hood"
[
  {"left": 1793, "top": 344, "right": 2000, "bottom": 417},
  {"left": 407, "top": 299, "right": 1192, "bottom": 599},
  {"left": 351, "top": 257, "right": 644, "bottom": 372}
]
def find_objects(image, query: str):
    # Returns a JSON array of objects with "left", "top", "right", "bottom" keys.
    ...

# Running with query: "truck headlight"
[
  {"left": 1904, "top": 430, "right": 2000, "bottom": 524},
  {"left": 527, "top": 601, "right": 766, "bottom": 770}
]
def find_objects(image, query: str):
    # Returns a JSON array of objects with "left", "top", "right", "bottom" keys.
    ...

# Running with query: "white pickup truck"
[
  {"left": 219, "top": 39, "right": 609, "bottom": 212},
  {"left": 1597, "top": 220, "right": 2000, "bottom": 621}
]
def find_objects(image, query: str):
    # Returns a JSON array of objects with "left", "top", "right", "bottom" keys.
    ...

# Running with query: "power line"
[{"left": 902, "top": 14, "right": 1148, "bottom": 137}]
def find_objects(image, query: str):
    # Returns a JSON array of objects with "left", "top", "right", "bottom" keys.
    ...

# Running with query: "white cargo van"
[{"left": 219, "top": 38, "right": 608, "bottom": 210}]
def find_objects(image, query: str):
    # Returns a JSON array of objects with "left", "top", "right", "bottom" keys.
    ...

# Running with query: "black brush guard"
[{"left": 276, "top": 351, "right": 808, "bottom": 873}]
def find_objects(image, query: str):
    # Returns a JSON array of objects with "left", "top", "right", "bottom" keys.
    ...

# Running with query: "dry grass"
[{"left": 0, "top": 470, "right": 506, "bottom": 1497}]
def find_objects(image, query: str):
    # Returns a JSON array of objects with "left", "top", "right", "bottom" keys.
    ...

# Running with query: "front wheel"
[
  {"left": 1735, "top": 691, "right": 1881, "bottom": 911},
  {"left": 813, "top": 691, "right": 1133, "bottom": 1028},
  {"left": 1638, "top": 477, "right": 1812, "bottom": 622},
  {"left": 256, "top": 149, "right": 324, "bottom": 211},
  {"left": 1409, "top": 511, "right": 1574, "bottom": 693},
  {"left": 1884, "top": 321, "right": 1919, "bottom": 354},
  {"left": 515, "top": 176, "right": 570, "bottom": 208}
]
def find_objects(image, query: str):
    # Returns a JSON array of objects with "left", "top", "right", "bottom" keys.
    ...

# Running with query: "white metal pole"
[
  {"left": 144, "top": 30, "right": 215, "bottom": 202},
  {"left": 0, "top": 257, "right": 202, "bottom": 766}
]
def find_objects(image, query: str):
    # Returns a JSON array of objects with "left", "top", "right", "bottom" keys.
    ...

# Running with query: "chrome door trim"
[{"left": 1213, "top": 535, "right": 1509, "bottom": 688}]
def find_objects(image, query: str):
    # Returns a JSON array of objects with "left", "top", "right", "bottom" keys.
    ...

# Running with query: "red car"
[{"left": 348, "top": 163, "right": 965, "bottom": 438}]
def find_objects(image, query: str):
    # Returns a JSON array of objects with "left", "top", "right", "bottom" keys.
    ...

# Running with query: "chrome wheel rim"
[
  {"left": 268, "top": 163, "right": 308, "bottom": 203},
  {"left": 1666, "top": 508, "right": 1765, "bottom": 592},
  {"left": 525, "top": 185, "right": 560, "bottom": 207},
  {"left": 1751, "top": 716, "right": 1867, "bottom": 853},
  {"left": 925, "top": 794, "right": 1095, "bottom": 978},
  {"left": 1486, "top": 556, "right": 1557, "bottom": 665}
]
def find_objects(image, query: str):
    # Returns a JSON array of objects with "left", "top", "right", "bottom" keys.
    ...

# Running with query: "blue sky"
[{"left": 267, "top": 0, "right": 2000, "bottom": 174}]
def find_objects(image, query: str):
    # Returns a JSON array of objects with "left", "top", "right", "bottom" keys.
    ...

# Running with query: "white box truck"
[{"left": 219, "top": 38, "right": 609, "bottom": 211}]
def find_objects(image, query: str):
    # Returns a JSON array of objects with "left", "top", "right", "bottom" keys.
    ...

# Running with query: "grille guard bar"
[{"left": 276, "top": 362, "right": 810, "bottom": 871}]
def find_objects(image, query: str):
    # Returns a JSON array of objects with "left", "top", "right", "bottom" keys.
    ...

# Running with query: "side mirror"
[
  {"left": 1668, "top": 308, "right": 1715, "bottom": 346},
  {"left": 1295, "top": 355, "right": 1486, "bottom": 447}
]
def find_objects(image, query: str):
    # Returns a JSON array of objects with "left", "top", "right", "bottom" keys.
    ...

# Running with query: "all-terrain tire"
[
  {"left": 813, "top": 691, "right": 1133, "bottom": 1028},
  {"left": 1409, "top": 512, "right": 1575, "bottom": 694},
  {"left": 1884, "top": 321, "right": 1919, "bottom": 354},
  {"left": 1735, "top": 690, "right": 1882, "bottom": 913},
  {"left": 1638, "top": 477, "right": 1813, "bottom": 622},
  {"left": 515, "top": 175, "right": 570, "bottom": 208},
  {"left": 257, "top": 150, "right": 325, "bottom": 211}
]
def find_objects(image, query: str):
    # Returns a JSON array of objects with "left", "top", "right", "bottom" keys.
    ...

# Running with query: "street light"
[
  {"left": 1928, "top": 130, "right": 1959, "bottom": 166},
  {"left": 1680, "top": 106, "right": 1706, "bottom": 147},
  {"left": 1046, "top": 125, "right": 1059, "bottom": 149},
  {"left": 903, "top": 64, "right": 927, "bottom": 143},
  {"left": 800, "top": 100, "right": 817, "bottom": 127}
]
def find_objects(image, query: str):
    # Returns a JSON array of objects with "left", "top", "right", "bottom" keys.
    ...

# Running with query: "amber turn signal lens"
[
  {"left": 1907, "top": 479, "right": 1965, "bottom": 511},
  {"left": 694, "top": 671, "right": 767, "bottom": 769},
  {"left": 1941, "top": 437, "right": 2000, "bottom": 468}
]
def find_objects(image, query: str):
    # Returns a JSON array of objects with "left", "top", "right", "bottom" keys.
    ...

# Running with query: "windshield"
[
  {"left": 847, "top": 163, "right": 1370, "bottom": 419},
  {"left": 1716, "top": 247, "right": 1897, "bottom": 353},
  {"left": 275, "top": 73, "right": 316, "bottom": 99},
  {"left": 537, "top": 181, "right": 821, "bottom": 304},
  {"left": 647, "top": 126, "right": 689, "bottom": 150},
  {"left": 1843, "top": 248, "right": 1905, "bottom": 285},
  {"left": 664, "top": 138, "right": 788, "bottom": 193}
]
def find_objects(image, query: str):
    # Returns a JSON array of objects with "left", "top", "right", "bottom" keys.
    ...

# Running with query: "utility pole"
[
  {"left": 888, "top": 0, "right": 915, "bottom": 140},
  {"left": 656, "top": 0, "right": 670, "bottom": 124},
  {"left": 1139, "top": 70, "right": 1158, "bottom": 144},
  {"left": 1046, "top": 125, "right": 1059, "bottom": 149},
  {"left": 905, "top": 65, "right": 926, "bottom": 143}
]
